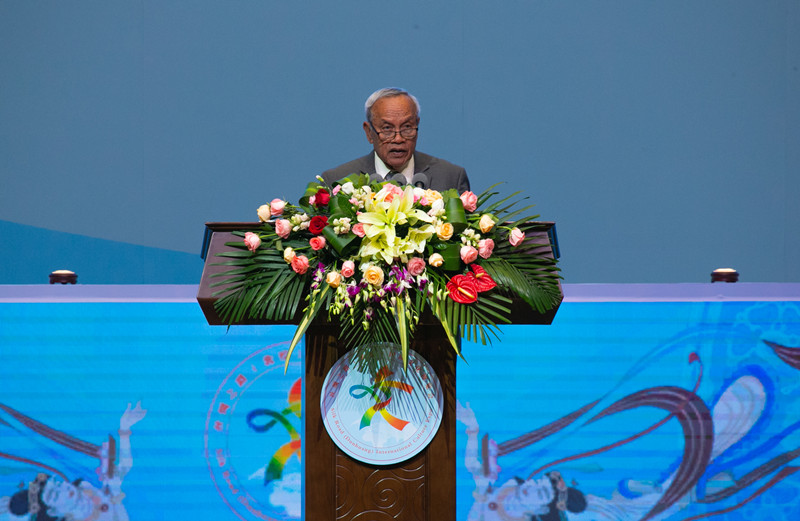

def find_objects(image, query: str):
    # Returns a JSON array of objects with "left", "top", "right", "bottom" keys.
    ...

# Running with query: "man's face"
[{"left": 363, "top": 95, "right": 419, "bottom": 171}]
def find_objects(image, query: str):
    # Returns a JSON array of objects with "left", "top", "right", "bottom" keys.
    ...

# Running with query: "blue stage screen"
[{"left": 1, "top": 285, "right": 799, "bottom": 521}]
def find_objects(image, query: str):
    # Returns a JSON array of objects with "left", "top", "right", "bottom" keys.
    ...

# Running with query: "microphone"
[
  {"left": 368, "top": 173, "right": 384, "bottom": 183},
  {"left": 411, "top": 173, "right": 429, "bottom": 189},
  {"left": 386, "top": 172, "right": 407, "bottom": 184}
]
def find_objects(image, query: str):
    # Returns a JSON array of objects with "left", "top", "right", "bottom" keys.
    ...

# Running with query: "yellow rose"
[
  {"left": 429, "top": 253, "right": 444, "bottom": 267},
  {"left": 326, "top": 271, "right": 342, "bottom": 288},
  {"left": 283, "top": 247, "right": 296, "bottom": 263},
  {"left": 363, "top": 265, "right": 385, "bottom": 286},
  {"left": 257, "top": 204, "right": 272, "bottom": 222},
  {"left": 479, "top": 214, "right": 496, "bottom": 233},
  {"left": 436, "top": 222, "right": 454, "bottom": 241},
  {"left": 424, "top": 189, "right": 443, "bottom": 203}
]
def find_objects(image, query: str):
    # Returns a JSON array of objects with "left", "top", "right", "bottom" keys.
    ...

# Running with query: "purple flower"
[
  {"left": 391, "top": 265, "right": 412, "bottom": 283},
  {"left": 310, "top": 262, "right": 326, "bottom": 290}
]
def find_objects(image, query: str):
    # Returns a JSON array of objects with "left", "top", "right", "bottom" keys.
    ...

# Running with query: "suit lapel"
[
  {"left": 359, "top": 153, "right": 377, "bottom": 174},
  {"left": 413, "top": 152, "right": 432, "bottom": 174}
]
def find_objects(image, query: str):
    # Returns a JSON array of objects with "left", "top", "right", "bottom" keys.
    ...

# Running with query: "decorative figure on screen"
[
  {"left": 457, "top": 401, "right": 587, "bottom": 521},
  {"left": 0, "top": 402, "right": 146, "bottom": 521},
  {"left": 457, "top": 346, "right": 800, "bottom": 521}
]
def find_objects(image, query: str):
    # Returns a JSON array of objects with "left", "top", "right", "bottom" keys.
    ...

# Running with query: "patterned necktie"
[{"left": 387, "top": 171, "right": 405, "bottom": 184}]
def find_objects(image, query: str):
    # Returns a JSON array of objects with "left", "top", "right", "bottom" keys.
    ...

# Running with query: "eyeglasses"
[{"left": 369, "top": 122, "right": 418, "bottom": 142}]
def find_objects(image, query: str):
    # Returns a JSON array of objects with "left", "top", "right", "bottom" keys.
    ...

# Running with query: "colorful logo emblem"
[
  {"left": 320, "top": 345, "right": 443, "bottom": 465},
  {"left": 205, "top": 342, "right": 302, "bottom": 521}
]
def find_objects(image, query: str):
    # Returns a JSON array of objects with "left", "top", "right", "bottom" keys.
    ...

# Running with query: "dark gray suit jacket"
[{"left": 320, "top": 151, "right": 470, "bottom": 193}]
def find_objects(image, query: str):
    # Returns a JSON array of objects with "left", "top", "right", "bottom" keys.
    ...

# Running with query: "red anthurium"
[
  {"left": 446, "top": 274, "right": 479, "bottom": 304},
  {"left": 469, "top": 264, "right": 497, "bottom": 292}
]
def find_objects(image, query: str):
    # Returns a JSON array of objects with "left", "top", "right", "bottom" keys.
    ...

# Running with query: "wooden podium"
[{"left": 198, "top": 222, "right": 561, "bottom": 520}]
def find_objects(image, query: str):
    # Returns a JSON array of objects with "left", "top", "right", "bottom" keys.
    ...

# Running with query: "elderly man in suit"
[{"left": 321, "top": 88, "right": 470, "bottom": 193}]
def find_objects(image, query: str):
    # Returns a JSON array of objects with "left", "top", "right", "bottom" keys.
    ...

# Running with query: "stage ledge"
[
  {"left": 1, "top": 283, "right": 799, "bottom": 304},
  {"left": 562, "top": 283, "right": 800, "bottom": 302},
  {"left": 0, "top": 284, "right": 199, "bottom": 303}
]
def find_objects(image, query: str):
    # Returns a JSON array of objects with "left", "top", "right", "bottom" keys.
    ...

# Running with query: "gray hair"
[{"left": 364, "top": 87, "right": 421, "bottom": 122}]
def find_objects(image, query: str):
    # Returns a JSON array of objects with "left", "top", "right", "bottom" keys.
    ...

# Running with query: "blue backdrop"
[{"left": 1, "top": 1, "right": 798, "bottom": 284}]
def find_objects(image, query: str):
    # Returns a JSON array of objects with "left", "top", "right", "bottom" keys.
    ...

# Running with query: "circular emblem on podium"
[{"left": 320, "top": 343, "right": 443, "bottom": 465}]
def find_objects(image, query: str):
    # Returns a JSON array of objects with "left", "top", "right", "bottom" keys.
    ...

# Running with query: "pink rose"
[
  {"left": 244, "top": 232, "right": 261, "bottom": 253},
  {"left": 380, "top": 183, "right": 404, "bottom": 203},
  {"left": 340, "top": 260, "right": 355, "bottom": 278},
  {"left": 291, "top": 255, "right": 309, "bottom": 274},
  {"left": 508, "top": 228, "right": 525, "bottom": 246},
  {"left": 269, "top": 198, "right": 285, "bottom": 216},
  {"left": 509, "top": 227, "right": 525, "bottom": 247},
  {"left": 352, "top": 223, "right": 366, "bottom": 237},
  {"left": 460, "top": 245, "right": 478, "bottom": 264},
  {"left": 275, "top": 219, "right": 292, "bottom": 239},
  {"left": 407, "top": 257, "right": 426, "bottom": 276},
  {"left": 460, "top": 191, "right": 478, "bottom": 212},
  {"left": 332, "top": 185, "right": 341, "bottom": 195},
  {"left": 478, "top": 238, "right": 495, "bottom": 259},
  {"left": 309, "top": 236, "right": 327, "bottom": 251}
]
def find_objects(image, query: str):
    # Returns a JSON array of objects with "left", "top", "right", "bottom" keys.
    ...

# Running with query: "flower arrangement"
[{"left": 211, "top": 174, "right": 561, "bottom": 370}]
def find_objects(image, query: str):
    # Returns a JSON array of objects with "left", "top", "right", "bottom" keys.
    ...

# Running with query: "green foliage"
[{"left": 210, "top": 178, "right": 561, "bottom": 371}]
